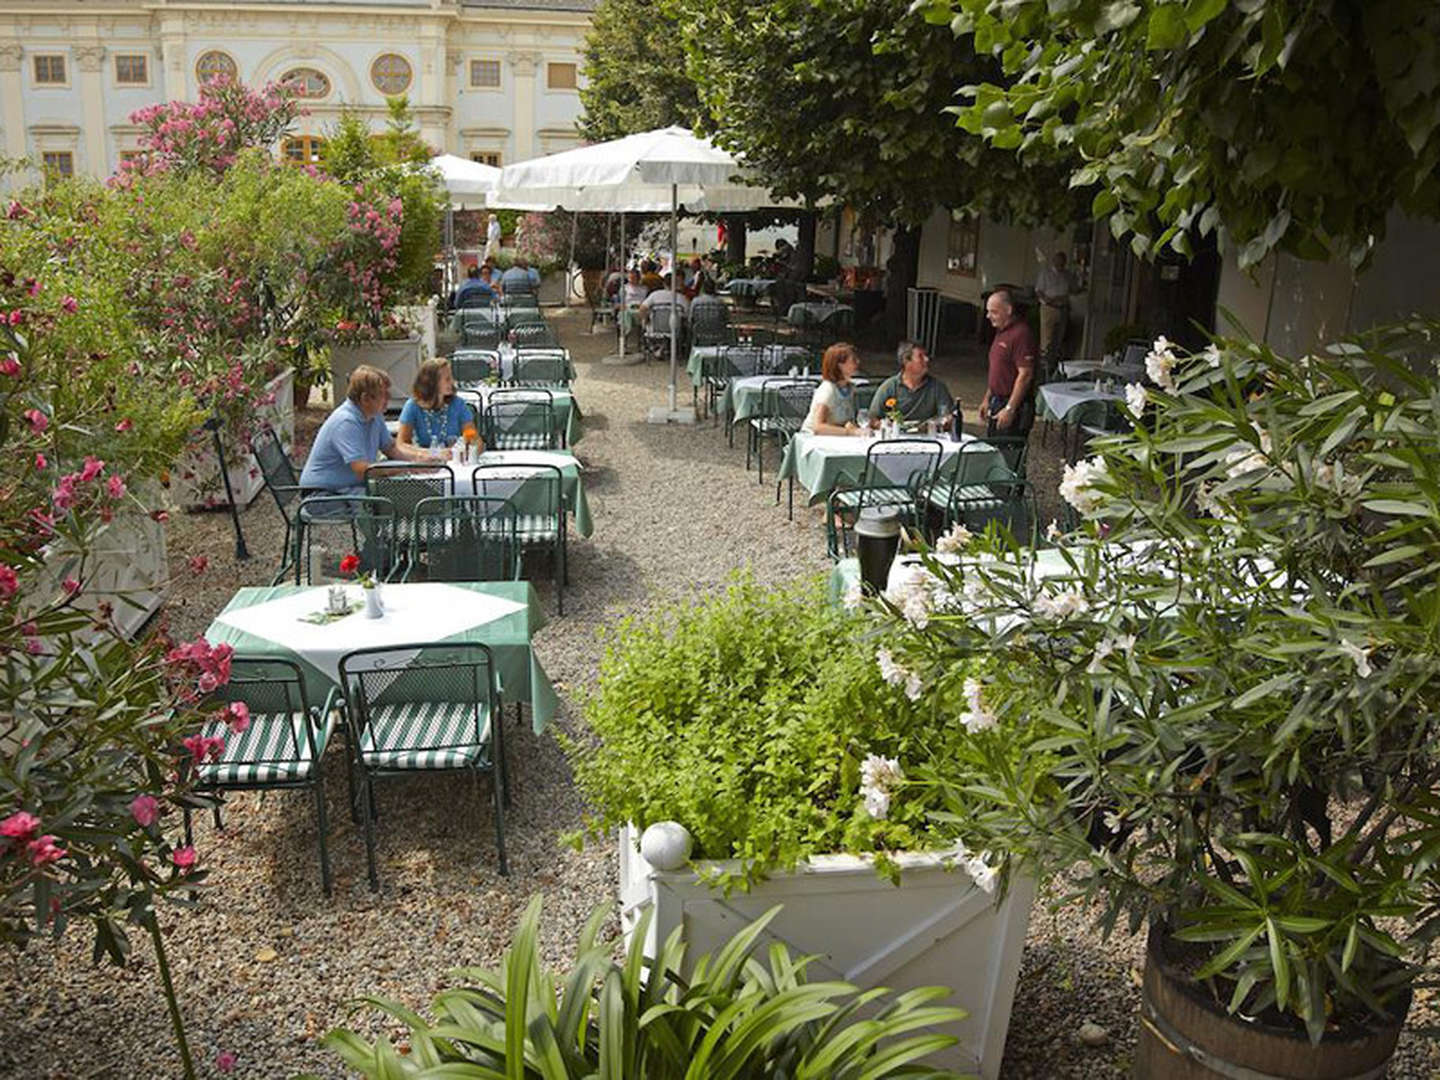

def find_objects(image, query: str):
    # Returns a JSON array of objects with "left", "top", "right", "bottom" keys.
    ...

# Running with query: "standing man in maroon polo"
[{"left": 978, "top": 287, "right": 1037, "bottom": 437}]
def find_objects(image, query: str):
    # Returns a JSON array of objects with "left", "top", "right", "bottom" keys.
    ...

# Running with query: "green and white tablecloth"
[
  {"left": 685, "top": 344, "right": 814, "bottom": 386},
  {"left": 787, "top": 301, "right": 853, "bottom": 327},
  {"left": 1037, "top": 381, "right": 1125, "bottom": 423},
  {"left": 776, "top": 433, "right": 1008, "bottom": 505},
  {"left": 458, "top": 386, "right": 585, "bottom": 447},
  {"left": 721, "top": 375, "right": 882, "bottom": 424},
  {"left": 444, "top": 451, "right": 593, "bottom": 538},
  {"left": 206, "top": 582, "right": 560, "bottom": 734},
  {"left": 722, "top": 278, "right": 775, "bottom": 301}
]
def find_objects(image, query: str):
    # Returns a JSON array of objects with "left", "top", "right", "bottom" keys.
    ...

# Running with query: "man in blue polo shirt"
[{"left": 300, "top": 366, "right": 441, "bottom": 495}]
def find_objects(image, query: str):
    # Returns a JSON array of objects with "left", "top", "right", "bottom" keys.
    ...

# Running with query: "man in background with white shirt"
[{"left": 1035, "top": 251, "right": 1073, "bottom": 362}]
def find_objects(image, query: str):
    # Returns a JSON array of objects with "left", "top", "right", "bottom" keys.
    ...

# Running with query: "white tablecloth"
[
  {"left": 1038, "top": 381, "right": 1125, "bottom": 422},
  {"left": 212, "top": 583, "right": 526, "bottom": 683}
]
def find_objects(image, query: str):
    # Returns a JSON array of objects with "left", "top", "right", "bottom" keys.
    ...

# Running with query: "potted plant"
[
  {"left": 324, "top": 896, "right": 970, "bottom": 1077},
  {"left": 568, "top": 574, "right": 1035, "bottom": 1079},
  {"left": 867, "top": 324, "right": 1440, "bottom": 1076}
]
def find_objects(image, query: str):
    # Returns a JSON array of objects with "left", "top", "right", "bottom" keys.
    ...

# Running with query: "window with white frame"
[
  {"left": 115, "top": 54, "right": 148, "bottom": 85},
  {"left": 33, "top": 55, "right": 66, "bottom": 86},
  {"left": 470, "top": 59, "right": 501, "bottom": 88}
]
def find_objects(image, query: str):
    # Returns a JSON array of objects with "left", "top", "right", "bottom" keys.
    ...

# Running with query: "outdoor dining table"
[
  {"left": 786, "top": 301, "right": 853, "bottom": 327},
  {"left": 776, "top": 432, "right": 1010, "bottom": 505},
  {"left": 685, "top": 343, "right": 813, "bottom": 386},
  {"left": 719, "top": 374, "right": 883, "bottom": 424},
  {"left": 722, "top": 278, "right": 775, "bottom": 301},
  {"left": 441, "top": 450, "right": 594, "bottom": 538},
  {"left": 205, "top": 581, "right": 560, "bottom": 734},
  {"left": 457, "top": 385, "right": 584, "bottom": 447},
  {"left": 1059, "top": 358, "right": 1145, "bottom": 382},
  {"left": 1037, "top": 380, "right": 1126, "bottom": 423}
]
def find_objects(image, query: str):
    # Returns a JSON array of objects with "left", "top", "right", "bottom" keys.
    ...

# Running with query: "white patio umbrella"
[
  {"left": 429, "top": 154, "right": 501, "bottom": 210},
  {"left": 493, "top": 127, "right": 783, "bottom": 423}
]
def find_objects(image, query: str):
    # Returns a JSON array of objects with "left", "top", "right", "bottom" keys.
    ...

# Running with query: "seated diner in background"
[
  {"left": 638, "top": 271, "right": 690, "bottom": 318},
  {"left": 450, "top": 263, "right": 497, "bottom": 310},
  {"left": 801, "top": 343, "right": 864, "bottom": 436},
  {"left": 867, "top": 340, "right": 956, "bottom": 426},
  {"left": 640, "top": 259, "right": 664, "bottom": 293},
  {"left": 298, "top": 365, "right": 444, "bottom": 496},
  {"left": 396, "top": 358, "right": 480, "bottom": 452},
  {"left": 500, "top": 257, "right": 540, "bottom": 294}
]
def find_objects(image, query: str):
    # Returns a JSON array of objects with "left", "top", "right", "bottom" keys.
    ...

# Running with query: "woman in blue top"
[{"left": 396, "top": 358, "right": 480, "bottom": 451}]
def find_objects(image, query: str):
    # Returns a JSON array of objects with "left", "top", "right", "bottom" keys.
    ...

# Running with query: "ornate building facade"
[{"left": 0, "top": 0, "right": 595, "bottom": 184}]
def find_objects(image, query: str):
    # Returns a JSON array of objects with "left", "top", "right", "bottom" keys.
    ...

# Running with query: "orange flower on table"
[
  {"left": 461, "top": 423, "right": 479, "bottom": 444},
  {"left": 884, "top": 397, "right": 897, "bottom": 410}
]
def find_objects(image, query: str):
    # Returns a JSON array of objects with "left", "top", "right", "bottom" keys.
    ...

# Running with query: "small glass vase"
[{"left": 363, "top": 585, "right": 384, "bottom": 619}]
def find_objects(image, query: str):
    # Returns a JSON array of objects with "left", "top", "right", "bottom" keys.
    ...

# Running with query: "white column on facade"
[
  {"left": 73, "top": 45, "right": 108, "bottom": 176},
  {"left": 508, "top": 50, "right": 539, "bottom": 160},
  {"left": 444, "top": 48, "right": 461, "bottom": 153},
  {"left": 0, "top": 45, "right": 25, "bottom": 167}
]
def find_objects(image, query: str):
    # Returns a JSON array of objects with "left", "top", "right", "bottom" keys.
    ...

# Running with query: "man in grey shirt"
[{"left": 868, "top": 341, "right": 955, "bottom": 424}]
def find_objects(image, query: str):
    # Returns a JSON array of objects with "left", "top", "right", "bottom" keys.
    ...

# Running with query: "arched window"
[
  {"left": 282, "top": 136, "right": 325, "bottom": 166},
  {"left": 370, "top": 53, "right": 412, "bottom": 95},
  {"left": 195, "top": 50, "right": 237, "bottom": 86},
  {"left": 280, "top": 67, "right": 331, "bottom": 99}
]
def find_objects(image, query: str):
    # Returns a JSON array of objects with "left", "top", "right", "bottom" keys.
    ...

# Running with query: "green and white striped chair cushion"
[
  {"left": 479, "top": 513, "right": 560, "bottom": 541},
  {"left": 928, "top": 482, "right": 1005, "bottom": 510},
  {"left": 358, "top": 700, "right": 491, "bottom": 770},
  {"left": 750, "top": 417, "right": 799, "bottom": 433},
  {"left": 491, "top": 432, "right": 553, "bottom": 450},
  {"left": 832, "top": 485, "right": 915, "bottom": 509},
  {"left": 197, "top": 711, "right": 335, "bottom": 785}
]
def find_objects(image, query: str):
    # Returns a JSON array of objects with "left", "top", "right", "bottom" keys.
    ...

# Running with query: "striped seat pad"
[
  {"left": 928, "top": 482, "right": 1005, "bottom": 509},
  {"left": 197, "top": 711, "right": 335, "bottom": 785},
  {"left": 832, "top": 485, "right": 916, "bottom": 508},
  {"left": 492, "top": 432, "right": 553, "bottom": 450},
  {"left": 479, "top": 513, "right": 560, "bottom": 540},
  {"left": 359, "top": 700, "right": 491, "bottom": 770}
]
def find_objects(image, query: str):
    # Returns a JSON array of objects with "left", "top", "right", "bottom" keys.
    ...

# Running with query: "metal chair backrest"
[
  {"left": 819, "top": 306, "right": 855, "bottom": 336},
  {"left": 861, "top": 438, "right": 944, "bottom": 491},
  {"left": 471, "top": 462, "right": 564, "bottom": 526},
  {"left": 251, "top": 428, "right": 300, "bottom": 516},
  {"left": 209, "top": 657, "right": 318, "bottom": 767},
  {"left": 339, "top": 642, "right": 498, "bottom": 747},
  {"left": 760, "top": 379, "right": 818, "bottom": 425},
  {"left": 512, "top": 351, "right": 570, "bottom": 386},
  {"left": 1122, "top": 342, "right": 1149, "bottom": 369},
  {"left": 509, "top": 322, "right": 558, "bottom": 348},
  {"left": 719, "top": 344, "right": 764, "bottom": 378},
  {"left": 974, "top": 434, "right": 1030, "bottom": 479},
  {"left": 365, "top": 463, "right": 454, "bottom": 548},
  {"left": 646, "top": 304, "right": 685, "bottom": 337},
  {"left": 484, "top": 398, "right": 558, "bottom": 450},
  {"left": 296, "top": 494, "right": 399, "bottom": 584},
  {"left": 691, "top": 301, "right": 729, "bottom": 337},
  {"left": 451, "top": 349, "right": 500, "bottom": 386},
  {"left": 411, "top": 495, "right": 518, "bottom": 582}
]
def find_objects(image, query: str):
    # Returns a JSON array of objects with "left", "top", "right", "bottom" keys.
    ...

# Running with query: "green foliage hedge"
[{"left": 571, "top": 574, "right": 971, "bottom": 884}]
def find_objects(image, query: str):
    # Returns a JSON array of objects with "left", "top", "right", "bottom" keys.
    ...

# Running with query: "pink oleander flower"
[
  {"left": 27, "top": 279, "right": 40, "bottom": 297},
  {"left": 26, "top": 835, "right": 66, "bottom": 866},
  {"left": 107, "top": 474, "right": 127, "bottom": 499},
  {"left": 34, "top": 452, "right": 46, "bottom": 469},
  {"left": 60, "top": 295, "right": 78, "bottom": 314},
  {"left": 0, "top": 565, "right": 16, "bottom": 599},
  {"left": 0, "top": 810, "right": 40, "bottom": 841},
  {"left": 61, "top": 577, "right": 81, "bottom": 596},
  {"left": 216, "top": 1051, "right": 237, "bottom": 1073},
  {"left": 190, "top": 555, "right": 208, "bottom": 574},
  {"left": 114, "top": 418, "right": 133, "bottom": 432},
  {"left": 79, "top": 456, "right": 105, "bottom": 482},
  {"left": 51, "top": 475, "right": 77, "bottom": 512},
  {"left": 226, "top": 701, "right": 250, "bottom": 734},
  {"left": 151, "top": 509, "right": 169, "bottom": 522},
  {"left": 171, "top": 845, "right": 197, "bottom": 872},
  {"left": 0, "top": 354, "right": 19, "bottom": 377},
  {"left": 22, "top": 638, "right": 41, "bottom": 656},
  {"left": 130, "top": 794, "right": 160, "bottom": 827},
  {"left": 23, "top": 408, "right": 47, "bottom": 434},
  {"left": 197, "top": 670, "right": 219, "bottom": 694}
]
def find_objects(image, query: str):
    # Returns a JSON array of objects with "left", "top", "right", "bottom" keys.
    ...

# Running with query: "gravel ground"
[{"left": 1, "top": 306, "right": 1435, "bottom": 1078}]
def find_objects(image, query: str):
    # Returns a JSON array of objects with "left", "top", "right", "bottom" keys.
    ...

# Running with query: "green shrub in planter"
[
  {"left": 323, "top": 896, "right": 969, "bottom": 1078},
  {"left": 569, "top": 575, "right": 980, "bottom": 887}
]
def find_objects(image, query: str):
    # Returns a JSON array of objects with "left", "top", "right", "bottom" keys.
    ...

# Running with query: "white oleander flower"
[
  {"left": 1103, "top": 810, "right": 1125, "bottom": 833},
  {"left": 1059, "top": 456, "right": 1110, "bottom": 516},
  {"left": 1338, "top": 638, "right": 1373, "bottom": 679},
  {"left": 885, "top": 564, "right": 935, "bottom": 630},
  {"left": 1224, "top": 428, "right": 1273, "bottom": 479},
  {"left": 1201, "top": 344, "right": 1222, "bottom": 368},
  {"left": 1145, "top": 336, "right": 1178, "bottom": 391},
  {"left": 1195, "top": 481, "right": 1224, "bottom": 517},
  {"left": 861, "top": 753, "right": 904, "bottom": 790},
  {"left": 904, "top": 672, "right": 924, "bottom": 702},
  {"left": 935, "top": 522, "right": 974, "bottom": 554},
  {"left": 863, "top": 787, "right": 891, "bottom": 820},
  {"left": 965, "top": 853, "right": 998, "bottom": 894},
  {"left": 1033, "top": 590, "right": 1090, "bottom": 620},
  {"left": 1045, "top": 519, "right": 1063, "bottom": 541},
  {"left": 1124, "top": 382, "right": 1148, "bottom": 418},
  {"left": 876, "top": 647, "right": 906, "bottom": 686},
  {"left": 960, "top": 677, "right": 998, "bottom": 733}
]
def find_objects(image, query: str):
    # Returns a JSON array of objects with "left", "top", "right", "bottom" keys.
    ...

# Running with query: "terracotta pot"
[{"left": 1135, "top": 923, "right": 1410, "bottom": 1079}]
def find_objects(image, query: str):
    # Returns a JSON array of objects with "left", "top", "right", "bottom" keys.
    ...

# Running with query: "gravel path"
[{"left": 1, "top": 307, "right": 1434, "bottom": 1078}]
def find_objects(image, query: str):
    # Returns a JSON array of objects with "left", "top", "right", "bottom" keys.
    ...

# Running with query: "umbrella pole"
[
  {"left": 618, "top": 212, "right": 626, "bottom": 362},
  {"left": 669, "top": 183, "right": 678, "bottom": 413},
  {"left": 565, "top": 212, "right": 578, "bottom": 307}
]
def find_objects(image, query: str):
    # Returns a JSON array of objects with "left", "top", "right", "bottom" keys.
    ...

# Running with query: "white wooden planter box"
[
  {"left": 395, "top": 301, "right": 438, "bottom": 362},
  {"left": 38, "top": 501, "right": 167, "bottom": 641},
  {"left": 619, "top": 825, "right": 1035, "bottom": 1080},
  {"left": 174, "top": 368, "right": 295, "bottom": 510},
  {"left": 330, "top": 339, "right": 426, "bottom": 412}
]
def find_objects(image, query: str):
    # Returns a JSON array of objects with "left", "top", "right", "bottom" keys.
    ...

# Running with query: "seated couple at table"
[
  {"left": 299, "top": 362, "right": 481, "bottom": 496},
  {"left": 801, "top": 341, "right": 957, "bottom": 436}
]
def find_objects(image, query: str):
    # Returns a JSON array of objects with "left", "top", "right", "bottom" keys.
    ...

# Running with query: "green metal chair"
[
  {"left": 826, "top": 438, "right": 943, "bottom": 559},
  {"left": 251, "top": 428, "right": 304, "bottom": 585},
  {"left": 511, "top": 349, "right": 572, "bottom": 387},
  {"left": 484, "top": 391, "right": 558, "bottom": 450},
  {"left": 187, "top": 657, "right": 340, "bottom": 895},
  {"left": 451, "top": 349, "right": 501, "bottom": 387},
  {"left": 1066, "top": 398, "right": 1128, "bottom": 463},
  {"left": 339, "top": 642, "right": 507, "bottom": 890},
  {"left": 364, "top": 463, "right": 454, "bottom": 578},
  {"left": 295, "top": 495, "right": 400, "bottom": 585},
  {"left": 747, "top": 378, "right": 814, "bottom": 486},
  {"left": 411, "top": 495, "right": 520, "bottom": 583},
  {"left": 472, "top": 462, "right": 567, "bottom": 615}
]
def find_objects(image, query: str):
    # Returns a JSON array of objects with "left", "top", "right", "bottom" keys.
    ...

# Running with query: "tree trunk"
[
  {"left": 884, "top": 225, "right": 921, "bottom": 344},
  {"left": 724, "top": 215, "right": 747, "bottom": 267},
  {"left": 796, "top": 211, "right": 818, "bottom": 281}
]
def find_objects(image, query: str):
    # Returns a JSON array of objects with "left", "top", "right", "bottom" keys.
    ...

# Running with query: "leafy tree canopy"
[
  {"left": 676, "top": 0, "right": 1073, "bottom": 228},
  {"left": 916, "top": 0, "right": 1440, "bottom": 268},
  {"left": 579, "top": 0, "right": 705, "bottom": 141}
]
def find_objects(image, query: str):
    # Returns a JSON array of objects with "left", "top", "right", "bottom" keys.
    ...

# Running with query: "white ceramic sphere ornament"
[{"left": 640, "top": 821, "right": 693, "bottom": 871}]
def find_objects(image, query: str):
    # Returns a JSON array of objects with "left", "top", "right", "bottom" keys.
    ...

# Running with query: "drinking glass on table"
[{"left": 857, "top": 408, "right": 870, "bottom": 434}]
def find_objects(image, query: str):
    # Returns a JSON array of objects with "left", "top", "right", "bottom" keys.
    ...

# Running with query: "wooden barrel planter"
[{"left": 1135, "top": 924, "right": 1410, "bottom": 1079}]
